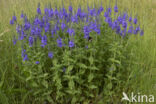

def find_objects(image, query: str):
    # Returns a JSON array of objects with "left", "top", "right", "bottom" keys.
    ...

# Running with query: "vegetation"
[{"left": 0, "top": 0, "right": 155, "bottom": 104}]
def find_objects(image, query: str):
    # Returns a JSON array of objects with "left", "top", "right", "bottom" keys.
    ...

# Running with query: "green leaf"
[
  {"left": 89, "top": 56, "right": 94, "bottom": 65},
  {"left": 66, "top": 65, "right": 73, "bottom": 73},
  {"left": 89, "top": 85, "right": 97, "bottom": 89},
  {"left": 68, "top": 80, "right": 75, "bottom": 90},
  {"left": 88, "top": 73, "right": 94, "bottom": 82},
  {"left": 52, "top": 58, "right": 58, "bottom": 66},
  {"left": 46, "top": 95, "right": 54, "bottom": 103},
  {"left": 108, "top": 58, "right": 121, "bottom": 65},
  {"left": 79, "top": 69, "right": 85, "bottom": 75},
  {"left": 21, "top": 91, "right": 31, "bottom": 104},
  {"left": 42, "top": 80, "right": 48, "bottom": 88},
  {"left": 0, "top": 69, "right": 7, "bottom": 88},
  {"left": 30, "top": 81, "right": 38, "bottom": 88},
  {"left": 0, "top": 91, "right": 9, "bottom": 104},
  {"left": 107, "top": 83, "right": 112, "bottom": 90},
  {"left": 71, "top": 97, "right": 77, "bottom": 104},
  {"left": 89, "top": 66, "right": 99, "bottom": 70},
  {"left": 77, "top": 63, "right": 87, "bottom": 69}
]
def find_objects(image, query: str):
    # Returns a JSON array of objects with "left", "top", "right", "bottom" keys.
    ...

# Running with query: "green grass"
[{"left": 0, "top": 0, "right": 156, "bottom": 103}]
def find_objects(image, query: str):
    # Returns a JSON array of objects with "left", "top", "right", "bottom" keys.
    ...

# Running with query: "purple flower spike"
[
  {"left": 140, "top": 30, "right": 144, "bottom": 36},
  {"left": 122, "top": 21, "right": 127, "bottom": 28},
  {"left": 37, "top": 7, "right": 41, "bottom": 14},
  {"left": 133, "top": 18, "right": 137, "bottom": 24},
  {"left": 41, "top": 35, "right": 47, "bottom": 47},
  {"left": 128, "top": 25, "right": 133, "bottom": 34},
  {"left": 69, "top": 40, "right": 75, "bottom": 48},
  {"left": 22, "top": 49, "right": 28, "bottom": 61},
  {"left": 29, "top": 36, "right": 34, "bottom": 47},
  {"left": 10, "top": 19, "right": 14, "bottom": 25},
  {"left": 97, "top": 6, "right": 104, "bottom": 15},
  {"left": 69, "top": 6, "right": 73, "bottom": 13},
  {"left": 21, "top": 12, "right": 24, "bottom": 18},
  {"left": 48, "top": 52, "right": 53, "bottom": 59},
  {"left": 114, "top": 5, "right": 118, "bottom": 13},
  {"left": 67, "top": 28, "right": 75, "bottom": 36},
  {"left": 61, "top": 22, "right": 66, "bottom": 31},
  {"left": 36, "top": 61, "right": 40, "bottom": 64},
  {"left": 13, "top": 36, "right": 17, "bottom": 45},
  {"left": 23, "top": 54, "right": 28, "bottom": 61},
  {"left": 57, "top": 38, "right": 63, "bottom": 47},
  {"left": 13, "top": 16, "right": 17, "bottom": 21},
  {"left": 129, "top": 17, "right": 132, "bottom": 22}
]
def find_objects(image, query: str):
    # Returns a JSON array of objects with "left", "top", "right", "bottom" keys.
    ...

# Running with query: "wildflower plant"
[{"left": 10, "top": 2, "right": 144, "bottom": 104}]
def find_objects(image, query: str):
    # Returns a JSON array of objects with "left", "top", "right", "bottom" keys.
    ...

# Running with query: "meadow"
[{"left": 0, "top": 0, "right": 156, "bottom": 104}]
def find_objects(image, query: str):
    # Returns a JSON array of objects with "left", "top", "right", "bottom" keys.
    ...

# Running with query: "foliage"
[{"left": 4, "top": 1, "right": 146, "bottom": 104}]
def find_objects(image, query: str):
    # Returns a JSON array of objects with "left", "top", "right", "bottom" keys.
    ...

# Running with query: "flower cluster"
[
  {"left": 10, "top": 3, "right": 144, "bottom": 62},
  {"left": 104, "top": 5, "right": 144, "bottom": 36}
]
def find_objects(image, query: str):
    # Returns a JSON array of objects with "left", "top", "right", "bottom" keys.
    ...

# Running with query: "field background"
[{"left": 0, "top": 0, "right": 156, "bottom": 103}]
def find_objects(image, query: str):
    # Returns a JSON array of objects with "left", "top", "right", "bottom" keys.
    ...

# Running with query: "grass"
[{"left": 0, "top": 0, "right": 156, "bottom": 103}]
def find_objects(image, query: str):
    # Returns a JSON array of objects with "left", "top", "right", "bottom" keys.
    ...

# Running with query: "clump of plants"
[{"left": 10, "top": 2, "right": 144, "bottom": 104}]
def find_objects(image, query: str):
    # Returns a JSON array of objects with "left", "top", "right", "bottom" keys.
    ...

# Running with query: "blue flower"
[
  {"left": 133, "top": 18, "right": 137, "bottom": 24},
  {"left": 48, "top": 52, "right": 53, "bottom": 59},
  {"left": 62, "top": 7, "right": 68, "bottom": 18},
  {"left": 136, "top": 26, "right": 140, "bottom": 32},
  {"left": 115, "top": 25, "right": 121, "bottom": 34},
  {"left": 105, "top": 17, "right": 112, "bottom": 27},
  {"left": 28, "top": 36, "right": 34, "bottom": 47},
  {"left": 69, "top": 40, "right": 75, "bottom": 48},
  {"left": 129, "top": 17, "right": 132, "bottom": 22},
  {"left": 85, "top": 46, "right": 88, "bottom": 49},
  {"left": 122, "top": 21, "right": 127, "bottom": 28},
  {"left": 83, "top": 26, "right": 90, "bottom": 39},
  {"left": 104, "top": 11, "right": 109, "bottom": 18},
  {"left": 41, "top": 35, "right": 47, "bottom": 47},
  {"left": 19, "top": 29, "right": 25, "bottom": 40},
  {"left": 57, "top": 38, "right": 63, "bottom": 47},
  {"left": 51, "top": 29, "right": 56, "bottom": 37},
  {"left": 133, "top": 29, "right": 137, "bottom": 34},
  {"left": 140, "top": 30, "right": 144, "bottom": 36},
  {"left": 13, "top": 16, "right": 17, "bottom": 21},
  {"left": 13, "top": 36, "right": 17, "bottom": 45},
  {"left": 122, "top": 13, "right": 128, "bottom": 20},
  {"left": 44, "top": 23, "right": 50, "bottom": 33},
  {"left": 36, "top": 61, "right": 40, "bottom": 64},
  {"left": 77, "top": 7, "right": 82, "bottom": 17},
  {"left": 24, "top": 22, "right": 30, "bottom": 30},
  {"left": 89, "top": 8, "right": 96, "bottom": 16},
  {"left": 71, "top": 15, "right": 78, "bottom": 23},
  {"left": 34, "top": 17, "right": 41, "bottom": 25},
  {"left": 117, "top": 15, "right": 122, "bottom": 24},
  {"left": 22, "top": 49, "right": 28, "bottom": 61},
  {"left": 21, "top": 12, "right": 24, "bottom": 18},
  {"left": 16, "top": 25, "right": 21, "bottom": 34},
  {"left": 36, "top": 27, "right": 42, "bottom": 35},
  {"left": 54, "top": 8, "right": 59, "bottom": 17},
  {"left": 49, "top": 8, "right": 54, "bottom": 17},
  {"left": 23, "top": 54, "right": 28, "bottom": 61},
  {"left": 114, "top": 5, "right": 118, "bottom": 12},
  {"left": 69, "top": 6, "right": 73, "bottom": 13},
  {"left": 37, "top": 6, "right": 41, "bottom": 14},
  {"left": 67, "top": 28, "right": 75, "bottom": 36},
  {"left": 10, "top": 19, "right": 14, "bottom": 25},
  {"left": 128, "top": 25, "right": 133, "bottom": 34},
  {"left": 112, "top": 20, "right": 118, "bottom": 29},
  {"left": 61, "top": 22, "right": 66, "bottom": 31},
  {"left": 97, "top": 6, "right": 104, "bottom": 15},
  {"left": 44, "top": 8, "right": 49, "bottom": 15}
]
